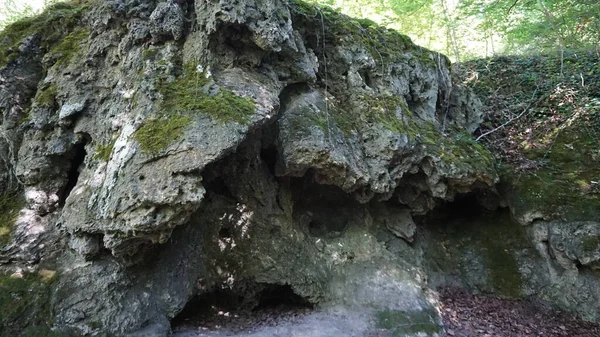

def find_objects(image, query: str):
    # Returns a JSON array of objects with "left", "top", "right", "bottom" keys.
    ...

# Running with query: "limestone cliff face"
[{"left": 0, "top": 0, "right": 595, "bottom": 336}]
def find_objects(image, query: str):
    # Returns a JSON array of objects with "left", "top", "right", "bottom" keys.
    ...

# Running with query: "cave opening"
[{"left": 171, "top": 283, "right": 313, "bottom": 332}]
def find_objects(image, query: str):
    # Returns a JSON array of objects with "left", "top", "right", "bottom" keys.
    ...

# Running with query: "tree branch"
[
  {"left": 507, "top": 0, "right": 520, "bottom": 15},
  {"left": 475, "top": 88, "right": 539, "bottom": 142}
]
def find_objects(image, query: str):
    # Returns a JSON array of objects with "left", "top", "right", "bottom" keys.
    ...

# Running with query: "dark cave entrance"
[
  {"left": 421, "top": 192, "right": 496, "bottom": 222},
  {"left": 171, "top": 283, "right": 314, "bottom": 332}
]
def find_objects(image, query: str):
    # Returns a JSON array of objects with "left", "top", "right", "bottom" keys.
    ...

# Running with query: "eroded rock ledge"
[{"left": 0, "top": 0, "right": 597, "bottom": 336}]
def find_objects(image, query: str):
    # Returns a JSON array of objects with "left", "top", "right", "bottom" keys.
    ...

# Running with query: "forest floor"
[
  {"left": 172, "top": 287, "right": 600, "bottom": 336},
  {"left": 439, "top": 288, "right": 600, "bottom": 337}
]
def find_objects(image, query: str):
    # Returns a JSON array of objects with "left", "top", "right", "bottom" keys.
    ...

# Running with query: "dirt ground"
[
  {"left": 439, "top": 288, "right": 600, "bottom": 337},
  {"left": 173, "top": 287, "right": 600, "bottom": 336}
]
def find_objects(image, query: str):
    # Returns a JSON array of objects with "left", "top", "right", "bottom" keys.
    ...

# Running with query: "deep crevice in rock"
[
  {"left": 260, "top": 145, "right": 278, "bottom": 176},
  {"left": 260, "top": 117, "right": 279, "bottom": 176},
  {"left": 59, "top": 136, "right": 89, "bottom": 206},
  {"left": 253, "top": 284, "right": 314, "bottom": 311}
]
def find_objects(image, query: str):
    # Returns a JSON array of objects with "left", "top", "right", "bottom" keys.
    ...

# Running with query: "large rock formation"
[{"left": 0, "top": 0, "right": 597, "bottom": 336}]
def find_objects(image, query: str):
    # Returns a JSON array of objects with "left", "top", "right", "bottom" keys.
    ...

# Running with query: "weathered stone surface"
[{"left": 2, "top": 0, "right": 596, "bottom": 336}]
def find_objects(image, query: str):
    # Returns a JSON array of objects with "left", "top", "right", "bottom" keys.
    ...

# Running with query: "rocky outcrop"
[{"left": 0, "top": 0, "right": 596, "bottom": 336}]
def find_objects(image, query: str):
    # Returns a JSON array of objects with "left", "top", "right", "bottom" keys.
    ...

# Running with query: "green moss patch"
[
  {"left": 94, "top": 138, "right": 116, "bottom": 161},
  {"left": 133, "top": 115, "right": 191, "bottom": 154},
  {"left": 581, "top": 236, "right": 600, "bottom": 253},
  {"left": 0, "top": 0, "right": 90, "bottom": 68},
  {"left": 0, "top": 272, "right": 57, "bottom": 336},
  {"left": 426, "top": 129, "right": 496, "bottom": 172},
  {"left": 504, "top": 128, "right": 600, "bottom": 222},
  {"left": 375, "top": 309, "right": 441, "bottom": 336},
  {"left": 319, "top": 94, "right": 412, "bottom": 136},
  {"left": 142, "top": 48, "right": 159, "bottom": 61},
  {"left": 49, "top": 28, "right": 89, "bottom": 67},
  {"left": 158, "top": 63, "right": 256, "bottom": 124},
  {"left": 0, "top": 191, "right": 25, "bottom": 247},
  {"left": 34, "top": 84, "right": 58, "bottom": 108},
  {"left": 463, "top": 53, "right": 600, "bottom": 222}
]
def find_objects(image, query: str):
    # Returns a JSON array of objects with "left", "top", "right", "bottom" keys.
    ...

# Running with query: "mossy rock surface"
[
  {"left": 426, "top": 208, "right": 529, "bottom": 299},
  {"left": 327, "top": 94, "right": 412, "bottom": 135},
  {"left": 0, "top": 191, "right": 25, "bottom": 247},
  {"left": 94, "top": 138, "right": 116, "bottom": 161},
  {"left": 133, "top": 115, "right": 192, "bottom": 154},
  {"left": 0, "top": 272, "right": 57, "bottom": 337},
  {"left": 463, "top": 53, "right": 600, "bottom": 222},
  {"left": 504, "top": 128, "right": 600, "bottom": 222},
  {"left": 49, "top": 28, "right": 89, "bottom": 67},
  {"left": 34, "top": 84, "right": 59, "bottom": 108},
  {"left": 158, "top": 63, "right": 256, "bottom": 124},
  {"left": 289, "top": 0, "right": 433, "bottom": 67},
  {"left": 0, "top": 0, "right": 90, "bottom": 68}
]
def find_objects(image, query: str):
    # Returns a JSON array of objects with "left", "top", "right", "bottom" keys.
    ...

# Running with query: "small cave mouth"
[
  {"left": 171, "top": 283, "right": 314, "bottom": 332},
  {"left": 253, "top": 284, "right": 313, "bottom": 311},
  {"left": 420, "top": 190, "right": 504, "bottom": 224}
]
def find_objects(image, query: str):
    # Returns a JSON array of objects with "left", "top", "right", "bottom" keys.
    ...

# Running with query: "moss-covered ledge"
[
  {"left": 130, "top": 62, "right": 257, "bottom": 155},
  {"left": 158, "top": 63, "right": 256, "bottom": 124}
]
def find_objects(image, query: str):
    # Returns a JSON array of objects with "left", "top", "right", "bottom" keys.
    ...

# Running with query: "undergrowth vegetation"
[
  {"left": 0, "top": 0, "right": 89, "bottom": 68},
  {"left": 460, "top": 52, "right": 600, "bottom": 220},
  {"left": 0, "top": 190, "right": 25, "bottom": 247},
  {"left": 0, "top": 271, "right": 58, "bottom": 336}
]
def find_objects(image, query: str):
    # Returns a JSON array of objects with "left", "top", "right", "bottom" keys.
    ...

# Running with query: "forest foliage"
[
  {"left": 309, "top": 0, "right": 600, "bottom": 61},
  {"left": 3, "top": 0, "right": 599, "bottom": 61}
]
